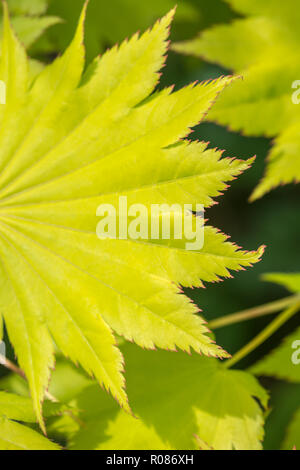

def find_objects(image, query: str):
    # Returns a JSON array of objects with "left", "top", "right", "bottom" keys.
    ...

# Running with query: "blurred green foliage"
[
  {"left": 33, "top": 0, "right": 199, "bottom": 63},
  {"left": 0, "top": 0, "right": 60, "bottom": 49},
  {"left": 32, "top": 0, "right": 236, "bottom": 63}
]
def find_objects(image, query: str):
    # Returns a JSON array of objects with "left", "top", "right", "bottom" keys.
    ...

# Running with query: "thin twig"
[
  {"left": 208, "top": 294, "right": 300, "bottom": 330},
  {"left": 0, "top": 353, "right": 25, "bottom": 377},
  {"left": 224, "top": 302, "right": 300, "bottom": 369}
]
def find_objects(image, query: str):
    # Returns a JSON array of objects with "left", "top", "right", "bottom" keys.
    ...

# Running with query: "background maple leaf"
[{"left": 174, "top": 0, "right": 300, "bottom": 200}]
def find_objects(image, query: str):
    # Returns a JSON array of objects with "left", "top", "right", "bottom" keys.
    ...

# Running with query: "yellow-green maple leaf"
[
  {"left": 174, "top": 0, "right": 300, "bottom": 200},
  {"left": 0, "top": 2, "right": 263, "bottom": 426},
  {"left": 68, "top": 344, "right": 268, "bottom": 450}
]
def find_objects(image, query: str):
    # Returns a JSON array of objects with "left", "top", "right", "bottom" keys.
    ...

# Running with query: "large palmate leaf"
[
  {"left": 0, "top": 391, "right": 60, "bottom": 449},
  {"left": 174, "top": 0, "right": 300, "bottom": 200},
  {"left": 250, "top": 273, "right": 300, "bottom": 382},
  {"left": 66, "top": 344, "right": 268, "bottom": 450},
  {"left": 0, "top": 3, "right": 263, "bottom": 426}
]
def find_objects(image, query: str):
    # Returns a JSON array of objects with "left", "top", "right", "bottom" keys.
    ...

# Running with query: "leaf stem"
[
  {"left": 0, "top": 353, "right": 58, "bottom": 402},
  {"left": 224, "top": 302, "right": 300, "bottom": 369},
  {"left": 208, "top": 294, "right": 300, "bottom": 330},
  {"left": 0, "top": 353, "right": 25, "bottom": 378}
]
